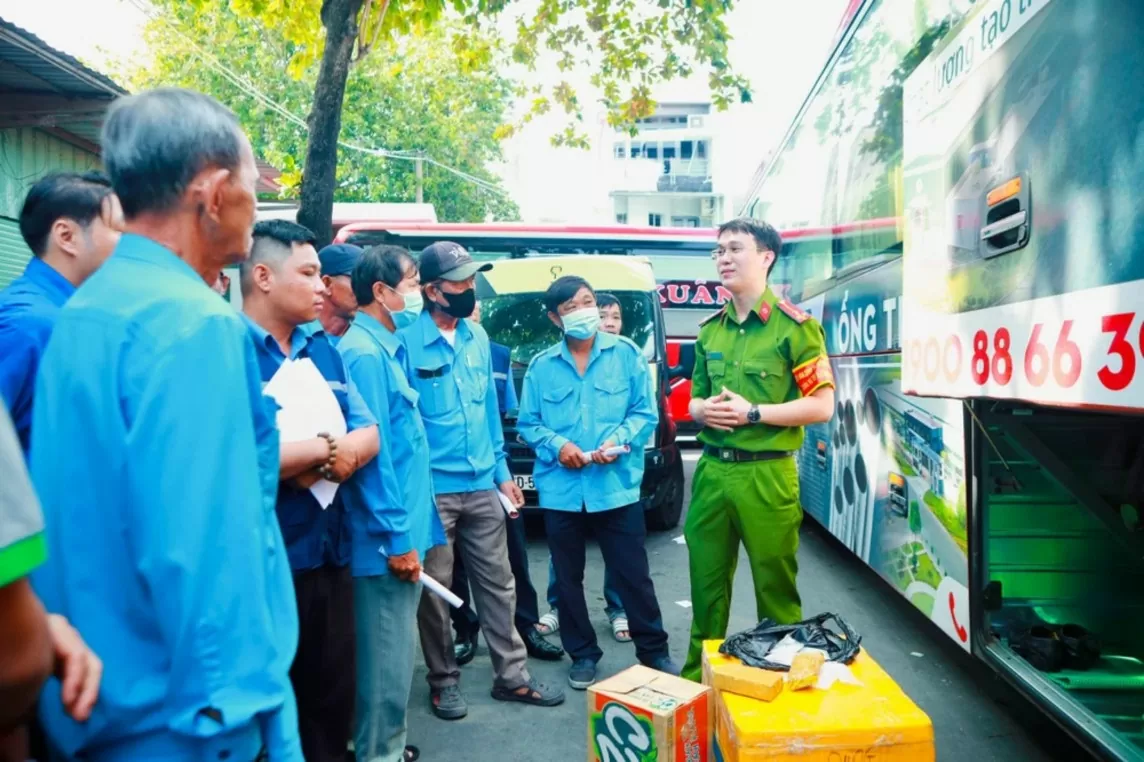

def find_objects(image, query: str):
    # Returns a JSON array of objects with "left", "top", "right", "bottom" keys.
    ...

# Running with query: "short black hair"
[
  {"left": 544, "top": 275, "right": 594, "bottom": 314},
  {"left": 252, "top": 219, "right": 316, "bottom": 247},
  {"left": 352, "top": 245, "right": 416, "bottom": 306},
  {"left": 718, "top": 217, "right": 783, "bottom": 276},
  {"left": 241, "top": 220, "right": 318, "bottom": 295},
  {"left": 19, "top": 171, "right": 115, "bottom": 256},
  {"left": 100, "top": 87, "right": 246, "bottom": 219},
  {"left": 597, "top": 293, "right": 621, "bottom": 311}
]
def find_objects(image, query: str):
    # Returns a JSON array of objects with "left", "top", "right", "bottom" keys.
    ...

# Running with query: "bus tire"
[{"left": 646, "top": 453, "right": 685, "bottom": 531}]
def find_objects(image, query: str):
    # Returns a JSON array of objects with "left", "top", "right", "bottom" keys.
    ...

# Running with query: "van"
[{"left": 475, "top": 254, "right": 686, "bottom": 530}]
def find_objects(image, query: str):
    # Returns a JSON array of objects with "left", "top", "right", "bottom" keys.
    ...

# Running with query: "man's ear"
[
  {"left": 548, "top": 311, "right": 563, "bottom": 331},
  {"left": 193, "top": 167, "right": 232, "bottom": 221},
  {"left": 253, "top": 261, "right": 274, "bottom": 294},
  {"left": 49, "top": 218, "right": 82, "bottom": 257}
]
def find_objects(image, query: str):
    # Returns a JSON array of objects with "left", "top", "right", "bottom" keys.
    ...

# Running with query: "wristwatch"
[{"left": 747, "top": 405, "right": 761, "bottom": 424}]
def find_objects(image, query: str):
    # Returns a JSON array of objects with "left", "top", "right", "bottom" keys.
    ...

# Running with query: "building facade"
[{"left": 607, "top": 102, "right": 725, "bottom": 228}]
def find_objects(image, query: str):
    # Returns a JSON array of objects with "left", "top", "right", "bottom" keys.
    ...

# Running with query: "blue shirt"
[
  {"left": 338, "top": 312, "right": 446, "bottom": 576},
  {"left": 28, "top": 234, "right": 302, "bottom": 762},
  {"left": 400, "top": 310, "right": 512, "bottom": 494},
  {"left": 490, "top": 341, "right": 518, "bottom": 415},
  {"left": 517, "top": 331, "right": 658, "bottom": 512},
  {"left": 243, "top": 316, "right": 376, "bottom": 572},
  {"left": 0, "top": 257, "right": 76, "bottom": 457}
]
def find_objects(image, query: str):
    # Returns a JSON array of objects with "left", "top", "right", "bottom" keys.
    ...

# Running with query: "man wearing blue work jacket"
[
  {"left": 241, "top": 220, "right": 381, "bottom": 762},
  {"left": 517, "top": 275, "right": 679, "bottom": 690},
  {"left": 449, "top": 299, "right": 562, "bottom": 666},
  {"left": 337, "top": 244, "right": 446, "bottom": 762},
  {"left": 0, "top": 171, "right": 122, "bottom": 459},
  {"left": 28, "top": 88, "right": 303, "bottom": 762},
  {"left": 403, "top": 242, "right": 565, "bottom": 720}
]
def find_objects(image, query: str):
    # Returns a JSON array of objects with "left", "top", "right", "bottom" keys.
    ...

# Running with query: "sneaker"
[
  {"left": 645, "top": 655, "right": 682, "bottom": 676},
  {"left": 568, "top": 659, "right": 598, "bottom": 690},
  {"left": 430, "top": 684, "right": 468, "bottom": 720}
]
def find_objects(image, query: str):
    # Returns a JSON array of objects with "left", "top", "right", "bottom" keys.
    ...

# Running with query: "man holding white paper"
[
  {"left": 241, "top": 220, "right": 381, "bottom": 762},
  {"left": 517, "top": 275, "right": 678, "bottom": 690},
  {"left": 337, "top": 245, "right": 446, "bottom": 762}
]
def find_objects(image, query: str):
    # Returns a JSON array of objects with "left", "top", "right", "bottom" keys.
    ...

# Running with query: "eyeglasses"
[{"left": 711, "top": 245, "right": 771, "bottom": 259}]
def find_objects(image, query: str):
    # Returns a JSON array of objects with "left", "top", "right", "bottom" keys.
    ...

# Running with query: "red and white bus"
[{"left": 333, "top": 222, "right": 723, "bottom": 437}]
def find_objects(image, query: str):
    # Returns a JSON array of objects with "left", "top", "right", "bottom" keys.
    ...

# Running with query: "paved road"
[{"left": 404, "top": 452, "right": 1089, "bottom": 761}]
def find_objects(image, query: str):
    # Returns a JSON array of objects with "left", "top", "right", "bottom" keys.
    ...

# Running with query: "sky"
[{"left": 0, "top": 0, "right": 850, "bottom": 222}]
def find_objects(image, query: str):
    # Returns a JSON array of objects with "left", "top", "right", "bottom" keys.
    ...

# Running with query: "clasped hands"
[{"left": 701, "top": 387, "right": 755, "bottom": 432}]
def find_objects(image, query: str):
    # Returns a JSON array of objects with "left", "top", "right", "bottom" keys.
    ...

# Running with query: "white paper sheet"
[
  {"left": 264, "top": 358, "right": 347, "bottom": 508},
  {"left": 420, "top": 572, "right": 464, "bottom": 608},
  {"left": 497, "top": 490, "right": 520, "bottom": 519}
]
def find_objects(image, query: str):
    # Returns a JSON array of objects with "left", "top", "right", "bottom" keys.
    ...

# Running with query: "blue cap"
[{"left": 318, "top": 243, "right": 363, "bottom": 277}]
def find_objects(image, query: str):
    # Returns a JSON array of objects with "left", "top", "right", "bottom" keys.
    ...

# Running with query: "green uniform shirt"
[
  {"left": 691, "top": 286, "right": 833, "bottom": 453},
  {"left": 0, "top": 404, "right": 46, "bottom": 587}
]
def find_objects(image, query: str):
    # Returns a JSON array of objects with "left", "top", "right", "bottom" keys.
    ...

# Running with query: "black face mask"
[{"left": 438, "top": 287, "right": 476, "bottom": 319}]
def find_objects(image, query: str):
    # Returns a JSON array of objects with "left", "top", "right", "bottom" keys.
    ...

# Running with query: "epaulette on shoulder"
[
  {"left": 698, "top": 306, "right": 726, "bottom": 327},
  {"left": 776, "top": 299, "right": 811, "bottom": 324}
]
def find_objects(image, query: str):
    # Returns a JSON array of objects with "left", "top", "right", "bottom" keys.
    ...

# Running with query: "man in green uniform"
[{"left": 682, "top": 218, "right": 835, "bottom": 682}]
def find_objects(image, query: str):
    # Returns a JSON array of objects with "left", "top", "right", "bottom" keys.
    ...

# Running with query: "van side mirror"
[{"left": 669, "top": 342, "right": 696, "bottom": 381}]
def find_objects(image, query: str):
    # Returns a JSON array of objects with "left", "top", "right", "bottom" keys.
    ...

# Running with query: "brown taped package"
[{"left": 787, "top": 649, "right": 826, "bottom": 691}]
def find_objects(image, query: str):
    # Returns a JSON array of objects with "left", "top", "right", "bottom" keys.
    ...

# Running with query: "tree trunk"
[{"left": 297, "top": 0, "right": 364, "bottom": 247}]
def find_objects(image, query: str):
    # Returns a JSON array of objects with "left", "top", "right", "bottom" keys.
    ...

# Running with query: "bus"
[
  {"left": 332, "top": 222, "right": 719, "bottom": 438},
  {"left": 741, "top": 0, "right": 1144, "bottom": 758}
]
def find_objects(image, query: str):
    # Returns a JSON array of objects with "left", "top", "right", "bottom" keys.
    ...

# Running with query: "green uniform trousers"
[{"left": 681, "top": 454, "right": 803, "bottom": 682}]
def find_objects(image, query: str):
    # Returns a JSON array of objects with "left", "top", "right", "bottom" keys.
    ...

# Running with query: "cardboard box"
[
  {"left": 587, "top": 665, "right": 713, "bottom": 762},
  {"left": 702, "top": 641, "right": 935, "bottom": 762}
]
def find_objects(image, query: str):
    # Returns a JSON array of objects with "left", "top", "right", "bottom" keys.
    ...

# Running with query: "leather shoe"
[
  {"left": 523, "top": 627, "right": 564, "bottom": 661},
  {"left": 454, "top": 632, "right": 478, "bottom": 666}
]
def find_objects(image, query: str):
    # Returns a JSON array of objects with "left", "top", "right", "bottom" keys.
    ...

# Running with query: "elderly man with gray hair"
[{"left": 27, "top": 87, "right": 302, "bottom": 761}]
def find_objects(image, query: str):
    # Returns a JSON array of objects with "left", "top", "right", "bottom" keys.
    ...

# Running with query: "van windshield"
[{"left": 478, "top": 290, "right": 657, "bottom": 368}]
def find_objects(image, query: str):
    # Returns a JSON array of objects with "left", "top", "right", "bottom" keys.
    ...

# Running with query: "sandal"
[
  {"left": 612, "top": 615, "right": 632, "bottom": 643},
  {"left": 536, "top": 610, "right": 559, "bottom": 636},
  {"left": 491, "top": 678, "right": 566, "bottom": 707}
]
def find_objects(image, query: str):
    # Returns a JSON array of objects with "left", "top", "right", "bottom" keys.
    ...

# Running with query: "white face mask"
[
  {"left": 386, "top": 285, "right": 423, "bottom": 328},
  {"left": 562, "top": 306, "right": 601, "bottom": 339}
]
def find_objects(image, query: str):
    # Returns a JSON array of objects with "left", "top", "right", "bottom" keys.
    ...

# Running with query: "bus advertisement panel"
[
  {"left": 900, "top": 0, "right": 1144, "bottom": 411},
  {"left": 794, "top": 260, "right": 970, "bottom": 650}
]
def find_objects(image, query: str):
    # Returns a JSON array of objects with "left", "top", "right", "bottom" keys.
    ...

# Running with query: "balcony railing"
[{"left": 657, "top": 158, "right": 712, "bottom": 192}]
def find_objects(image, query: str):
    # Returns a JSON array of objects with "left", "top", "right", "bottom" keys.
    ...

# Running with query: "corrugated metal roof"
[
  {"left": 0, "top": 16, "right": 126, "bottom": 98},
  {"left": 0, "top": 15, "right": 126, "bottom": 156}
]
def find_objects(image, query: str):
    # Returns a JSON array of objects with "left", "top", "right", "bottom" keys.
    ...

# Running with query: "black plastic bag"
[{"left": 718, "top": 612, "right": 862, "bottom": 671}]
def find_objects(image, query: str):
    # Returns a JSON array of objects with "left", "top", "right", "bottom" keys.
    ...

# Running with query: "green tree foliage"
[
  {"left": 168, "top": 0, "right": 751, "bottom": 243},
  {"left": 128, "top": 1, "right": 520, "bottom": 222}
]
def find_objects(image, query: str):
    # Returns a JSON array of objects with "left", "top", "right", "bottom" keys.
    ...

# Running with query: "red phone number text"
[{"left": 905, "top": 313, "right": 1139, "bottom": 392}]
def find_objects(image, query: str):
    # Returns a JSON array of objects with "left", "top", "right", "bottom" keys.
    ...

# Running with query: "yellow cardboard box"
[
  {"left": 702, "top": 641, "right": 935, "bottom": 762},
  {"left": 588, "top": 665, "right": 713, "bottom": 762}
]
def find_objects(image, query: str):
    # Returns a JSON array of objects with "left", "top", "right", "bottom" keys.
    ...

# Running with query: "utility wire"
[{"left": 125, "top": 0, "right": 510, "bottom": 197}]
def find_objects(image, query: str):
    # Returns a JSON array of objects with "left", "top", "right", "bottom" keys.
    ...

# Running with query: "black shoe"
[
  {"left": 1057, "top": 624, "right": 1101, "bottom": 670},
  {"left": 454, "top": 632, "right": 478, "bottom": 666},
  {"left": 568, "top": 659, "right": 598, "bottom": 690},
  {"left": 644, "top": 655, "right": 682, "bottom": 676},
  {"left": 1011, "top": 625, "right": 1065, "bottom": 672},
  {"left": 523, "top": 628, "right": 564, "bottom": 661}
]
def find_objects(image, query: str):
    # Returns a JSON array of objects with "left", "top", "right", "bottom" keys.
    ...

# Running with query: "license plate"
[{"left": 514, "top": 474, "right": 535, "bottom": 492}]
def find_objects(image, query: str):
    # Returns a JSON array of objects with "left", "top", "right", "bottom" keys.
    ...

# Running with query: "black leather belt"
[{"left": 703, "top": 446, "right": 792, "bottom": 464}]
